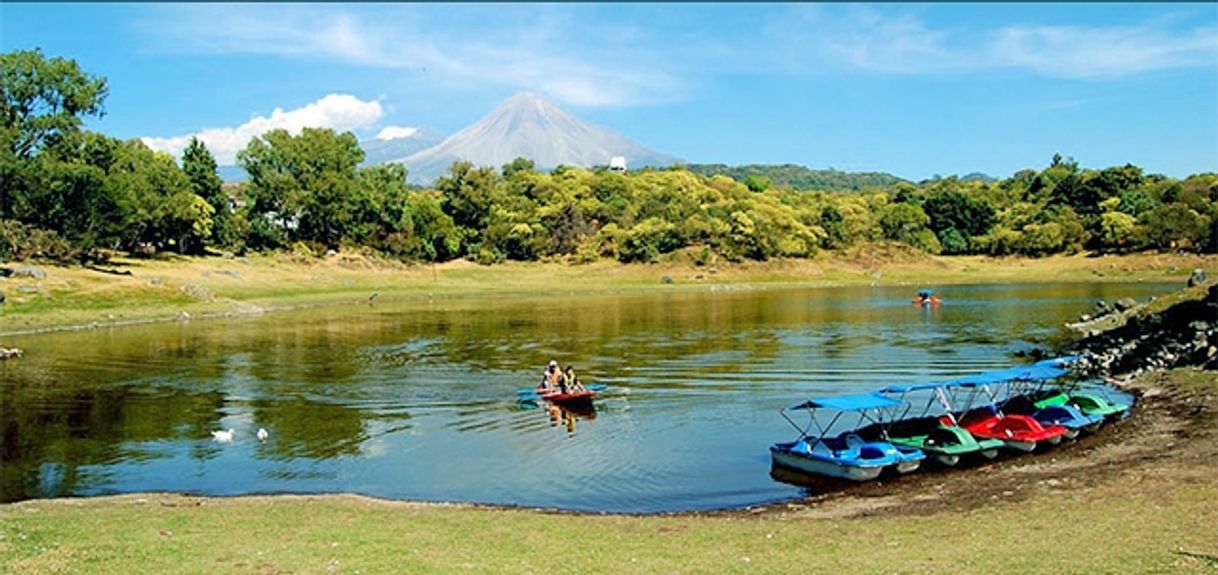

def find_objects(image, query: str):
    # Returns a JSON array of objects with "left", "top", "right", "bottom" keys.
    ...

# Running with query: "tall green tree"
[
  {"left": 1, "top": 48, "right": 108, "bottom": 222},
  {"left": 181, "top": 137, "right": 230, "bottom": 248},
  {"left": 237, "top": 127, "right": 365, "bottom": 249}
]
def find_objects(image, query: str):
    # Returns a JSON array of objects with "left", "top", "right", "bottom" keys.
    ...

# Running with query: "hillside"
[{"left": 683, "top": 163, "right": 906, "bottom": 192}]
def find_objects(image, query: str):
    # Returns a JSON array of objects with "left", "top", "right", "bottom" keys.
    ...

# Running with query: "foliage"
[
  {"left": 684, "top": 163, "right": 905, "bottom": 191},
  {"left": 1, "top": 49, "right": 1216, "bottom": 265}
]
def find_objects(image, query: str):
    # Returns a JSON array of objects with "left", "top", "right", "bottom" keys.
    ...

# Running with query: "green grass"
[{"left": 2, "top": 476, "right": 1215, "bottom": 575}]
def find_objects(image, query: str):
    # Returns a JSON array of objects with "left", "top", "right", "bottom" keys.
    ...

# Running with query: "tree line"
[{"left": 3, "top": 49, "right": 1216, "bottom": 265}]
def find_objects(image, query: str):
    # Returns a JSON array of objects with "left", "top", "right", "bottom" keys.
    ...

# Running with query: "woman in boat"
[{"left": 541, "top": 360, "right": 559, "bottom": 390}]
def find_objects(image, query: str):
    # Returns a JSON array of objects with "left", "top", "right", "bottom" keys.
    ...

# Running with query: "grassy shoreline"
[{"left": 2, "top": 249, "right": 1214, "bottom": 337}]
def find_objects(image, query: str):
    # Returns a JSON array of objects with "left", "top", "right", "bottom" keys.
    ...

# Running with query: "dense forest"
[
  {"left": 682, "top": 164, "right": 906, "bottom": 192},
  {"left": 3, "top": 49, "right": 1217, "bottom": 265}
]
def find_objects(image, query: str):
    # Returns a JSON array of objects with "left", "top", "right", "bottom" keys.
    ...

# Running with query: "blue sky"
[{"left": 3, "top": 3, "right": 1216, "bottom": 180}]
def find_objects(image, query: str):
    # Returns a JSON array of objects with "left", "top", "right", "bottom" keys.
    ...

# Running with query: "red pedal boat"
[
  {"left": 948, "top": 380, "right": 1069, "bottom": 452},
  {"left": 535, "top": 388, "right": 597, "bottom": 405}
]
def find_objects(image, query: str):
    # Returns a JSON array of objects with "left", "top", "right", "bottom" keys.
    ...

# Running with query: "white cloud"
[
  {"left": 375, "top": 126, "right": 418, "bottom": 140},
  {"left": 139, "top": 5, "right": 684, "bottom": 109},
  {"left": 989, "top": 24, "right": 1218, "bottom": 78},
  {"left": 764, "top": 6, "right": 1218, "bottom": 78},
  {"left": 142, "top": 94, "right": 383, "bottom": 164}
]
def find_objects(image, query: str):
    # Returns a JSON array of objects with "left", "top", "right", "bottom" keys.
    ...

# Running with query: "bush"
[{"left": 0, "top": 219, "right": 79, "bottom": 262}]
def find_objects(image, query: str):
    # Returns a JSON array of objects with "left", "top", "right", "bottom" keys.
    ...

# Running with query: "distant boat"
[{"left": 913, "top": 289, "right": 941, "bottom": 307}]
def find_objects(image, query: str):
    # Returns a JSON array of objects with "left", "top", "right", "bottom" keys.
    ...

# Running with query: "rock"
[
  {"left": 179, "top": 284, "right": 212, "bottom": 301},
  {"left": 661, "top": 275, "right": 673, "bottom": 284},
  {"left": 0, "top": 289, "right": 4, "bottom": 304},
  {"left": 0, "top": 267, "right": 12, "bottom": 277},
  {"left": 325, "top": 249, "right": 338, "bottom": 257},
  {"left": 178, "top": 311, "right": 191, "bottom": 321},
  {"left": 150, "top": 277, "right": 161, "bottom": 286},
  {"left": 0, "top": 347, "right": 22, "bottom": 359},
  {"left": 1114, "top": 297, "right": 1138, "bottom": 312},
  {"left": 1078, "top": 314, "right": 1092, "bottom": 323},
  {"left": 1188, "top": 268, "right": 1208, "bottom": 287},
  {"left": 16, "top": 285, "right": 38, "bottom": 294},
  {"left": 1094, "top": 300, "right": 1110, "bottom": 314},
  {"left": 11, "top": 266, "right": 45, "bottom": 279}
]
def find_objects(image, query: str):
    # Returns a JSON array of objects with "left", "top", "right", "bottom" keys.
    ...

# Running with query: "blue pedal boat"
[
  {"left": 770, "top": 394, "right": 926, "bottom": 481},
  {"left": 1005, "top": 361, "right": 1106, "bottom": 439},
  {"left": 1027, "top": 357, "right": 1130, "bottom": 423}
]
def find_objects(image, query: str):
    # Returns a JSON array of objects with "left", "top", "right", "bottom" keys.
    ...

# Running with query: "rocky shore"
[{"left": 1068, "top": 270, "right": 1217, "bottom": 380}]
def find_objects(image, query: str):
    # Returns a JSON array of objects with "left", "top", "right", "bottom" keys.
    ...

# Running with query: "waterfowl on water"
[{"left": 211, "top": 428, "right": 235, "bottom": 443}]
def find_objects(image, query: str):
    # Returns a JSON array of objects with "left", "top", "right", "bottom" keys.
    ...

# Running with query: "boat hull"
[
  {"left": 770, "top": 447, "right": 886, "bottom": 482},
  {"left": 960, "top": 413, "right": 1069, "bottom": 452}
]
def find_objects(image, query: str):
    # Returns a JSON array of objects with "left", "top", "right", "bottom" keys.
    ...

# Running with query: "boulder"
[
  {"left": 11, "top": 266, "right": 45, "bottom": 279},
  {"left": 1114, "top": 297, "right": 1138, "bottom": 312},
  {"left": 1188, "top": 268, "right": 1208, "bottom": 287}
]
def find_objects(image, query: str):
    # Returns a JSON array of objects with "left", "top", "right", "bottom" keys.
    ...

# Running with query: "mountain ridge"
[{"left": 395, "top": 92, "right": 682, "bottom": 184}]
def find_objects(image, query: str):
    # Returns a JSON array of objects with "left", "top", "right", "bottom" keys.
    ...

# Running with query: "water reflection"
[{"left": 0, "top": 282, "right": 1174, "bottom": 511}]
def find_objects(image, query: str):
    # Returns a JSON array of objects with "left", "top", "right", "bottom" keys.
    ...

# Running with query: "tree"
[
  {"left": 501, "top": 156, "right": 535, "bottom": 179},
  {"left": 1099, "top": 211, "right": 1138, "bottom": 252},
  {"left": 1, "top": 49, "right": 108, "bottom": 160},
  {"left": 182, "top": 137, "right": 229, "bottom": 248},
  {"left": 923, "top": 189, "right": 995, "bottom": 240},
  {"left": 237, "top": 127, "right": 366, "bottom": 249},
  {"left": 742, "top": 174, "right": 772, "bottom": 193},
  {"left": 1, "top": 49, "right": 108, "bottom": 222},
  {"left": 436, "top": 161, "right": 500, "bottom": 255},
  {"left": 1141, "top": 203, "right": 1211, "bottom": 251}
]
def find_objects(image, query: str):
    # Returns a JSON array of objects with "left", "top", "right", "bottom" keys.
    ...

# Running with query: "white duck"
[
  {"left": 256, "top": 428, "right": 269, "bottom": 442},
  {"left": 211, "top": 428, "right": 235, "bottom": 443}
]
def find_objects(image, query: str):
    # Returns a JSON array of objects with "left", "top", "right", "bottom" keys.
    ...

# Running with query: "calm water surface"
[{"left": 0, "top": 282, "right": 1166, "bottom": 512}]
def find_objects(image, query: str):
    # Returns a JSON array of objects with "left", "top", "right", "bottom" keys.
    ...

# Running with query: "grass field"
[{"left": 1, "top": 465, "right": 1214, "bottom": 574}]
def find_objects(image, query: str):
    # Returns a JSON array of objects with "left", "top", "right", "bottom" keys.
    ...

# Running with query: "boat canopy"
[
  {"left": 917, "top": 289, "right": 935, "bottom": 297},
  {"left": 876, "top": 382, "right": 952, "bottom": 394},
  {"left": 945, "top": 364, "right": 1066, "bottom": 387},
  {"left": 1034, "top": 355, "right": 1078, "bottom": 368},
  {"left": 788, "top": 393, "right": 904, "bottom": 412}
]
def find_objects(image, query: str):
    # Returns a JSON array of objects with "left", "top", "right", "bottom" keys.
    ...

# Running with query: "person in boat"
[
  {"left": 541, "top": 360, "right": 560, "bottom": 390},
  {"left": 564, "top": 365, "right": 586, "bottom": 392}
]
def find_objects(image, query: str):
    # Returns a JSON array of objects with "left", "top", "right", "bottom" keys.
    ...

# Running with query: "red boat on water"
[{"left": 534, "top": 387, "right": 597, "bottom": 406}]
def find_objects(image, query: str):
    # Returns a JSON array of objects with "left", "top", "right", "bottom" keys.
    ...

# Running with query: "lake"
[{"left": 0, "top": 282, "right": 1166, "bottom": 512}]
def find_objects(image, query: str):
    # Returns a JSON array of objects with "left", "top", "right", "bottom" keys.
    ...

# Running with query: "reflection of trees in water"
[
  {"left": 250, "top": 397, "right": 368, "bottom": 460},
  {"left": 0, "top": 384, "right": 225, "bottom": 502}
]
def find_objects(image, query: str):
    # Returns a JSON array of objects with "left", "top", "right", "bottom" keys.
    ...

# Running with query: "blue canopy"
[
  {"left": 876, "top": 382, "right": 951, "bottom": 394},
  {"left": 917, "top": 289, "right": 935, "bottom": 296},
  {"left": 1034, "top": 356, "right": 1078, "bottom": 369},
  {"left": 789, "top": 393, "right": 904, "bottom": 412}
]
